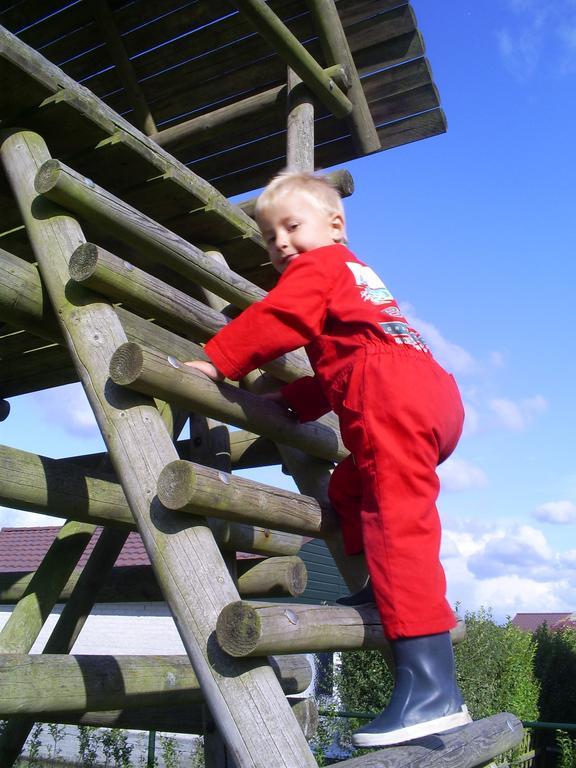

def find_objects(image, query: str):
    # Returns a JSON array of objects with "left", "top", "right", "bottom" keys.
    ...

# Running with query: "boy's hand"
[{"left": 184, "top": 360, "right": 225, "bottom": 382}]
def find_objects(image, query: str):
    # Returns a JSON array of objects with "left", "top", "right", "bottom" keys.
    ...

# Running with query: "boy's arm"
[
  {"left": 203, "top": 253, "right": 332, "bottom": 381},
  {"left": 280, "top": 375, "right": 332, "bottom": 422}
]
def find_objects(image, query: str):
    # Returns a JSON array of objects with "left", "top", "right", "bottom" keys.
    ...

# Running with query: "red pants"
[{"left": 328, "top": 350, "right": 464, "bottom": 640}]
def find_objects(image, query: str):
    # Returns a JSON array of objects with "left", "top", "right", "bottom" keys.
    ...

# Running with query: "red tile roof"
[
  {"left": 0, "top": 526, "right": 258, "bottom": 572},
  {"left": 512, "top": 613, "right": 573, "bottom": 632}
]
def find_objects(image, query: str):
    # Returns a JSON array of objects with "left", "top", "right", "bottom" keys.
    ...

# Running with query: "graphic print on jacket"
[{"left": 345, "top": 261, "right": 430, "bottom": 354}]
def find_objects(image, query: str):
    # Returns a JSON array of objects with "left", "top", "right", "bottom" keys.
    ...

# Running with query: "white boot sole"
[{"left": 352, "top": 706, "right": 472, "bottom": 748}]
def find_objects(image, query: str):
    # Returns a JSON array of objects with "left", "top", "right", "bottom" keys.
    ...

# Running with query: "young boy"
[{"left": 186, "top": 172, "right": 471, "bottom": 747}]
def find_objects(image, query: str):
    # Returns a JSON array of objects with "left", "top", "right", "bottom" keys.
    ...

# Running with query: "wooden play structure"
[{"left": 0, "top": 2, "right": 524, "bottom": 765}]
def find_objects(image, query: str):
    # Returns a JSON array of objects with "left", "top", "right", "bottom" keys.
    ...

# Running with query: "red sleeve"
[
  {"left": 281, "top": 376, "right": 332, "bottom": 422},
  {"left": 204, "top": 250, "right": 333, "bottom": 380}
]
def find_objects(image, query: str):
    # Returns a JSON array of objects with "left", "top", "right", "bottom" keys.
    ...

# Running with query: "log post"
[
  {"left": 306, "top": 0, "right": 381, "bottom": 154},
  {"left": 109, "top": 341, "right": 346, "bottom": 461},
  {"left": 0, "top": 443, "right": 306, "bottom": 557},
  {"left": 33, "top": 696, "right": 317, "bottom": 739},
  {"left": 34, "top": 159, "right": 266, "bottom": 310},
  {"left": 157, "top": 459, "right": 338, "bottom": 537},
  {"left": 229, "top": 0, "right": 352, "bottom": 118},
  {"left": 0, "top": 399, "right": 10, "bottom": 421},
  {"left": 0, "top": 653, "right": 312, "bottom": 715},
  {"left": 68, "top": 242, "right": 311, "bottom": 382},
  {"left": 237, "top": 556, "right": 307, "bottom": 598},
  {"left": 216, "top": 601, "right": 466, "bottom": 657},
  {"left": 0, "top": 555, "right": 308, "bottom": 603},
  {"left": 333, "top": 713, "right": 524, "bottom": 768},
  {"left": 0, "top": 520, "right": 94, "bottom": 654},
  {"left": 2, "top": 130, "right": 318, "bottom": 767},
  {"left": 287, "top": 68, "right": 314, "bottom": 171}
]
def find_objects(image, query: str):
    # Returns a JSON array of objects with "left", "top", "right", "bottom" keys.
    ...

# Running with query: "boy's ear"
[{"left": 331, "top": 212, "right": 346, "bottom": 242}]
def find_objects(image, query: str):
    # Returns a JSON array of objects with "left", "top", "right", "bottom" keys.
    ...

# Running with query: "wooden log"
[
  {"left": 216, "top": 601, "right": 466, "bottom": 657},
  {"left": 0, "top": 527, "right": 131, "bottom": 765},
  {"left": 0, "top": 653, "right": 312, "bottom": 715},
  {"left": 0, "top": 556, "right": 307, "bottom": 603},
  {"left": 229, "top": 431, "right": 282, "bottom": 469},
  {"left": 68, "top": 242, "right": 311, "bottom": 382},
  {"left": 0, "top": 520, "right": 95, "bottom": 654},
  {"left": 0, "top": 399, "right": 10, "bottom": 421},
  {"left": 87, "top": 0, "right": 156, "bottom": 135},
  {"left": 307, "top": 0, "right": 381, "bottom": 154},
  {"left": 0, "top": 247, "right": 211, "bottom": 370},
  {"left": 237, "top": 556, "right": 308, "bottom": 597},
  {"left": 334, "top": 713, "right": 524, "bottom": 768},
  {"left": 158, "top": 459, "right": 338, "bottom": 538},
  {"left": 151, "top": 63, "right": 347, "bottom": 157},
  {"left": 239, "top": 168, "right": 354, "bottom": 219},
  {"left": 287, "top": 68, "right": 315, "bottom": 171},
  {"left": 109, "top": 342, "right": 347, "bottom": 462},
  {"left": 4, "top": 131, "right": 316, "bottom": 768},
  {"left": 34, "top": 159, "right": 266, "bottom": 310},
  {"left": 0, "top": 443, "right": 306, "bottom": 557},
  {"left": 34, "top": 696, "right": 318, "bottom": 739},
  {"left": 0, "top": 247, "right": 59, "bottom": 342},
  {"left": 229, "top": 0, "right": 352, "bottom": 118}
]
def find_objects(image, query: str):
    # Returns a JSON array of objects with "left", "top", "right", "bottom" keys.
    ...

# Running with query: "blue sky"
[{"left": 2, "top": 1, "right": 576, "bottom": 622}]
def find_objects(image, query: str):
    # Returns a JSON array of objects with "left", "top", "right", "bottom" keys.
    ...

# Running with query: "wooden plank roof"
[
  {"left": 1, "top": 0, "right": 444, "bottom": 196},
  {"left": 0, "top": 0, "right": 445, "bottom": 403}
]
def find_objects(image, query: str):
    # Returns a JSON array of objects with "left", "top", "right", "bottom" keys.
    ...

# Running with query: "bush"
[
  {"left": 455, "top": 607, "right": 539, "bottom": 721},
  {"left": 533, "top": 625, "right": 576, "bottom": 723}
]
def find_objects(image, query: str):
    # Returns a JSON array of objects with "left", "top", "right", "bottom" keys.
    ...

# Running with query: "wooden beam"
[
  {"left": 151, "top": 64, "right": 348, "bottom": 156},
  {"left": 0, "top": 527, "right": 130, "bottom": 766},
  {"left": 34, "top": 159, "right": 266, "bottom": 310},
  {"left": 0, "top": 443, "right": 306, "bottom": 557},
  {"left": 229, "top": 0, "right": 352, "bottom": 118},
  {"left": 0, "top": 555, "right": 307, "bottom": 604},
  {"left": 0, "top": 521, "right": 95, "bottom": 654},
  {"left": 216, "top": 601, "right": 465, "bottom": 657},
  {"left": 334, "top": 713, "right": 524, "bottom": 768},
  {"left": 34, "top": 696, "right": 318, "bottom": 739},
  {"left": 87, "top": 0, "right": 157, "bottom": 135},
  {"left": 2, "top": 130, "right": 317, "bottom": 768},
  {"left": 68, "top": 243, "right": 311, "bottom": 382},
  {"left": 157, "top": 458, "right": 337, "bottom": 537},
  {"left": 0, "top": 653, "right": 312, "bottom": 715},
  {"left": 108, "top": 341, "right": 347, "bottom": 462},
  {"left": 286, "top": 68, "right": 315, "bottom": 170},
  {"left": 307, "top": 0, "right": 380, "bottom": 154}
]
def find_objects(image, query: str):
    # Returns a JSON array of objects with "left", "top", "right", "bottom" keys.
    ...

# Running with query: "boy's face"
[{"left": 258, "top": 191, "right": 345, "bottom": 273}]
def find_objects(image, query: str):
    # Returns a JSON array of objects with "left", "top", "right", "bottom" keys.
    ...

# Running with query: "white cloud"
[
  {"left": 533, "top": 500, "right": 576, "bottom": 524},
  {"left": 489, "top": 395, "right": 547, "bottom": 430},
  {"left": 498, "top": 1, "right": 576, "bottom": 78},
  {"left": 438, "top": 456, "right": 487, "bottom": 492},
  {"left": 442, "top": 520, "right": 575, "bottom": 621},
  {"left": 33, "top": 383, "right": 99, "bottom": 438},
  {"left": 0, "top": 505, "right": 62, "bottom": 529}
]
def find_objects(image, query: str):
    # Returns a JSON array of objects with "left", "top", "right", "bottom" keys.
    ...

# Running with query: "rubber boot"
[
  {"left": 336, "top": 578, "right": 375, "bottom": 607},
  {"left": 352, "top": 631, "right": 471, "bottom": 747}
]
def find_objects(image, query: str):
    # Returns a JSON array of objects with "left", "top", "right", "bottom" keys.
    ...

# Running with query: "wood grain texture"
[
  {"left": 216, "top": 601, "right": 465, "bottom": 657},
  {"left": 1, "top": 130, "right": 317, "bottom": 767}
]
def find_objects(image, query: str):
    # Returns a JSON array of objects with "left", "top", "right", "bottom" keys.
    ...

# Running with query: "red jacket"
[{"left": 205, "top": 244, "right": 430, "bottom": 421}]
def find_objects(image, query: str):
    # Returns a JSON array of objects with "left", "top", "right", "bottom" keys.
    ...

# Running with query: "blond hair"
[{"left": 255, "top": 171, "right": 347, "bottom": 240}]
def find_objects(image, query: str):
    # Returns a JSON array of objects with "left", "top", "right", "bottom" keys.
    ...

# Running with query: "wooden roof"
[{"left": 0, "top": 0, "right": 444, "bottom": 403}]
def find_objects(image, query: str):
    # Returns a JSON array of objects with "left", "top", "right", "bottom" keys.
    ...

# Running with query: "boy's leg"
[
  {"left": 339, "top": 352, "right": 469, "bottom": 746},
  {"left": 340, "top": 353, "right": 463, "bottom": 638},
  {"left": 328, "top": 454, "right": 364, "bottom": 555}
]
